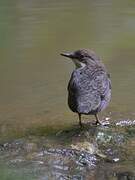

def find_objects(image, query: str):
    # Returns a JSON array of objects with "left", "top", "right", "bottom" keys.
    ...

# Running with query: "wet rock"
[
  {"left": 24, "top": 142, "right": 37, "bottom": 153},
  {"left": 96, "top": 131, "right": 112, "bottom": 143},
  {"left": 10, "top": 157, "right": 25, "bottom": 164},
  {"left": 0, "top": 120, "right": 134, "bottom": 180},
  {"left": 71, "top": 141, "right": 96, "bottom": 154},
  {"left": 116, "top": 120, "right": 135, "bottom": 127},
  {"left": 116, "top": 171, "right": 135, "bottom": 180},
  {"left": 43, "top": 147, "right": 97, "bottom": 168}
]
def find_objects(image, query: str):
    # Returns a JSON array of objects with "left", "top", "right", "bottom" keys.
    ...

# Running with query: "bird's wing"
[
  {"left": 67, "top": 71, "right": 80, "bottom": 112},
  {"left": 68, "top": 67, "right": 111, "bottom": 114},
  {"left": 91, "top": 69, "right": 111, "bottom": 112},
  {"left": 95, "top": 71, "right": 111, "bottom": 98}
]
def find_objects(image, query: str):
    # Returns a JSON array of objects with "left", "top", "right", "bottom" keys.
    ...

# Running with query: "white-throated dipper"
[{"left": 61, "top": 49, "right": 111, "bottom": 127}]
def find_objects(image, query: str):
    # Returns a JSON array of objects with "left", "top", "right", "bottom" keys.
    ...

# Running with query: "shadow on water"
[{"left": 0, "top": 119, "right": 135, "bottom": 180}]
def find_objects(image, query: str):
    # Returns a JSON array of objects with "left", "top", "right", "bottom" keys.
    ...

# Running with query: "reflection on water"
[{"left": 0, "top": 0, "right": 135, "bottom": 179}]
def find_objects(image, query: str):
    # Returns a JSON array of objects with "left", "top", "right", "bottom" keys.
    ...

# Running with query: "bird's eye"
[{"left": 80, "top": 54, "right": 84, "bottom": 59}]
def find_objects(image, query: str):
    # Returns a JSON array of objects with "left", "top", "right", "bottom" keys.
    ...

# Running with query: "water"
[{"left": 0, "top": 0, "right": 135, "bottom": 179}]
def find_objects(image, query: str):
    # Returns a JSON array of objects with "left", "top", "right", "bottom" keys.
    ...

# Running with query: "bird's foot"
[
  {"left": 94, "top": 120, "right": 110, "bottom": 126},
  {"left": 79, "top": 122, "right": 83, "bottom": 128},
  {"left": 101, "top": 121, "right": 110, "bottom": 126}
]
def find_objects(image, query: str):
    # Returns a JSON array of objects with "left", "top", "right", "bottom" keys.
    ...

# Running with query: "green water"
[{"left": 0, "top": 0, "right": 135, "bottom": 179}]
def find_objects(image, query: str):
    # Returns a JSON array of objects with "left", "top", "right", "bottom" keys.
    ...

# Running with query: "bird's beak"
[{"left": 60, "top": 52, "right": 74, "bottom": 59}]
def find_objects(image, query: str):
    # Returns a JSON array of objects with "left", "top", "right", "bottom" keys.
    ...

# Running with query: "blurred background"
[
  {"left": 0, "top": 0, "right": 135, "bottom": 140},
  {"left": 0, "top": 1, "right": 135, "bottom": 180}
]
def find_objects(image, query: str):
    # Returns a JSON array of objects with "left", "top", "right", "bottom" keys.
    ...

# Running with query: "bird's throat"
[{"left": 72, "top": 59, "right": 86, "bottom": 69}]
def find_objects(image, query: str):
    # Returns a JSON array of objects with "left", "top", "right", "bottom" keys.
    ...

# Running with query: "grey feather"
[
  {"left": 68, "top": 62, "right": 111, "bottom": 115},
  {"left": 61, "top": 49, "right": 111, "bottom": 125}
]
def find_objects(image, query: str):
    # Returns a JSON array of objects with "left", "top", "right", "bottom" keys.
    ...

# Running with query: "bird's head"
[{"left": 60, "top": 49, "right": 100, "bottom": 68}]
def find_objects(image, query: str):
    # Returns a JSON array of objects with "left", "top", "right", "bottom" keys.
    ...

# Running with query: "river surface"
[{"left": 0, "top": 0, "right": 135, "bottom": 179}]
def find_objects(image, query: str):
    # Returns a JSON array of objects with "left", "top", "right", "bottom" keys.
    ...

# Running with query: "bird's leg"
[
  {"left": 95, "top": 114, "right": 102, "bottom": 125},
  {"left": 78, "top": 113, "right": 83, "bottom": 127}
]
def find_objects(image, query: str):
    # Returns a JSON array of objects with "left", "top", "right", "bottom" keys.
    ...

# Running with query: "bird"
[{"left": 60, "top": 49, "right": 111, "bottom": 127}]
